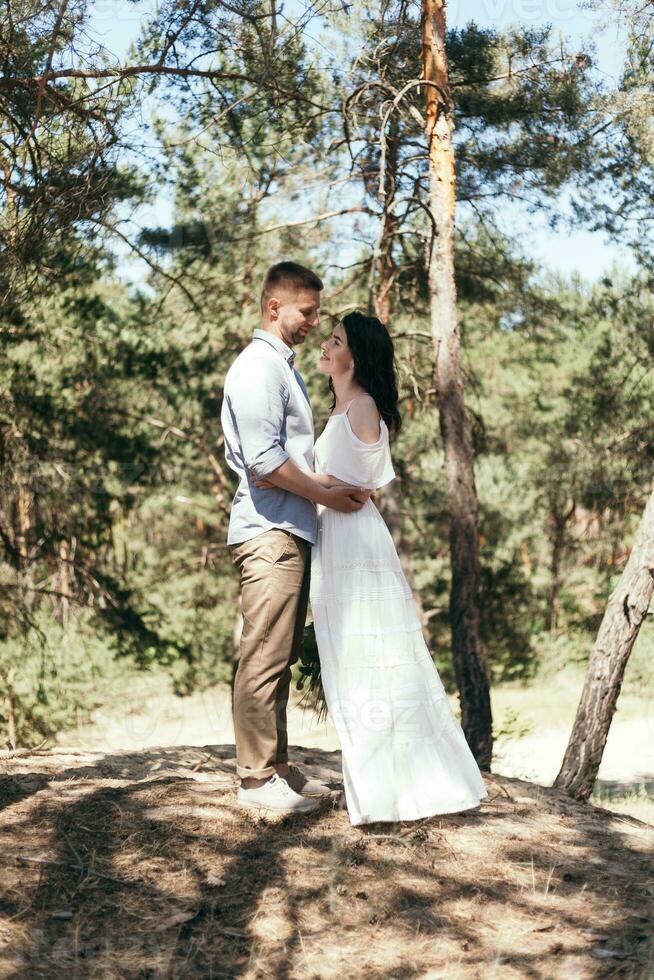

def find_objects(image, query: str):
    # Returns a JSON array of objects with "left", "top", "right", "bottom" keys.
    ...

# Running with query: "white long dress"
[{"left": 310, "top": 402, "right": 488, "bottom": 826}]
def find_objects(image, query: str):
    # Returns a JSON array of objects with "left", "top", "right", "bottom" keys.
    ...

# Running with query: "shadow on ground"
[{"left": 0, "top": 744, "right": 652, "bottom": 979}]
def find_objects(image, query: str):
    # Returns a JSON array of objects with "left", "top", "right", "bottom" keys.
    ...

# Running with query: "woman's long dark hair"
[{"left": 329, "top": 311, "right": 402, "bottom": 437}]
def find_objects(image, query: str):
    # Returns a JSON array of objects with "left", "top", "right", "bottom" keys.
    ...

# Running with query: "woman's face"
[{"left": 317, "top": 322, "right": 354, "bottom": 377}]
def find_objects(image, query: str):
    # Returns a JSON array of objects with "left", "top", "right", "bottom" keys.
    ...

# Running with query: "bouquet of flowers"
[{"left": 295, "top": 622, "right": 328, "bottom": 722}]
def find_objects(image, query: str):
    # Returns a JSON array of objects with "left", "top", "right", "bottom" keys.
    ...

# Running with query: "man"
[{"left": 221, "top": 261, "right": 367, "bottom": 815}]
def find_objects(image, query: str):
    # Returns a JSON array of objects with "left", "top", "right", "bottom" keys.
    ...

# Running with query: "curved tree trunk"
[
  {"left": 422, "top": 0, "right": 492, "bottom": 768},
  {"left": 554, "top": 483, "right": 654, "bottom": 801}
]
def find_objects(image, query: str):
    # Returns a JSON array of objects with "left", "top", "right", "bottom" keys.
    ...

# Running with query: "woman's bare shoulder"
[{"left": 348, "top": 394, "right": 381, "bottom": 444}]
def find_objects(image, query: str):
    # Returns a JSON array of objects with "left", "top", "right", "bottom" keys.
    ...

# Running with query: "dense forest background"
[{"left": 1, "top": 0, "right": 653, "bottom": 749}]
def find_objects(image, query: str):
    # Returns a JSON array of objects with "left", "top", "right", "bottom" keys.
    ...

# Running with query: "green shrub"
[{"left": 0, "top": 611, "right": 135, "bottom": 748}]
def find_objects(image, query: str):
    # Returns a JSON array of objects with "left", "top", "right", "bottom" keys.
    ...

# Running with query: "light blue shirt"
[{"left": 221, "top": 329, "right": 318, "bottom": 546}]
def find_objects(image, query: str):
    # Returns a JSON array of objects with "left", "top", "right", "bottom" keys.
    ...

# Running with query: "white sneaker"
[{"left": 237, "top": 773, "right": 320, "bottom": 815}]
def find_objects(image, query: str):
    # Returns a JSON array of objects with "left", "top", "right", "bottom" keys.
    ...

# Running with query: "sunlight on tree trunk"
[
  {"left": 372, "top": 107, "right": 429, "bottom": 640},
  {"left": 422, "top": 0, "right": 492, "bottom": 768}
]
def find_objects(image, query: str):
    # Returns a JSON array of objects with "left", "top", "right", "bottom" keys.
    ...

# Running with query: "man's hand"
[
  {"left": 323, "top": 485, "right": 370, "bottom": 512},
  {"left": 250, "top": 472, "right": 276, "bottom": 489},
  {"left": 318, "top": 474, "right": 376, "bottom": 505}
]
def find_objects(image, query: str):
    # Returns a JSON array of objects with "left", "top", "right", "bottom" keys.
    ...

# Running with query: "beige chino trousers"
[{"left": 229, "top": 529, "right": 311, "bottom": 780}]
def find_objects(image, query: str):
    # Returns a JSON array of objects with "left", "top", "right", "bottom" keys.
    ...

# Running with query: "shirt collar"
[{"left": 252, "top": 328, "right": 296, "bottom": 367}]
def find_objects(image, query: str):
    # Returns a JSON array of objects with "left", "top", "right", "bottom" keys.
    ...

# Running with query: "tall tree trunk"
[
  {"left": 14, "top": 484, "right": 35, "bottom": 612},
  {"left": 545, "top": 499, "right": 575, "bottom": 632},
  {"left": 57, "top": 537, "right": 70, "bottom": 631},
  {"left": 15, "top": 485, "right": 30, "bottom": 572},
  {"left": 554, "top": 484, "right": 654, "bottom": 801},
  {"left": 422, "top": 0, "right": 492, "bottom": 768},
  {"left": 373, "top": 112, "right": 430, "bottom": 639}
]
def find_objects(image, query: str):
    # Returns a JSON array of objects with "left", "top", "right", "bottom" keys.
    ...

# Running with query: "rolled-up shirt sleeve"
[{"left": 226, "top": 358, "right": 290, "bottom": 479}]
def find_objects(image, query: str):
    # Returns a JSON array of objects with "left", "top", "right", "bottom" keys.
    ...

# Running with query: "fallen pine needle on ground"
[{"left": 0, "top": 743, "right": 652, "bottom": 979}]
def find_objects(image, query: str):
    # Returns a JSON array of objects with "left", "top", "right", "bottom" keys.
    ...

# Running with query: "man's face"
[{"left": 271, "top": 287, "right": 321, "bottom": 346}]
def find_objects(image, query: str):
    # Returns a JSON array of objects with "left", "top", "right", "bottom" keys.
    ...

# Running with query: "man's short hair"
[{"left": 261, "top": 261, "right": 323, "bottom": 311}]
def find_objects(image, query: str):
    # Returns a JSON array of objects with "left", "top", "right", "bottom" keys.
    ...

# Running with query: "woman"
[{"left": 309, "top": 311, "right": 488, "bottom": 826}]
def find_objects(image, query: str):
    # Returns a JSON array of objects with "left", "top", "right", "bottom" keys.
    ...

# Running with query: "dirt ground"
[
  {"left": 54, "top": 673, "right": 654, "bottom": 825},
  {"left": 1, "top": 743, "right": 652, "bottom": 979}
]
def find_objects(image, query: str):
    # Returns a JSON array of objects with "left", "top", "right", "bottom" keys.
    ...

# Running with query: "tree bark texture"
[
  {"left": 554, "top": 483, "right": 654, "bottom": 801},
  {"left": 422, "top": 0, "right": 492, "bottom": 768}
]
